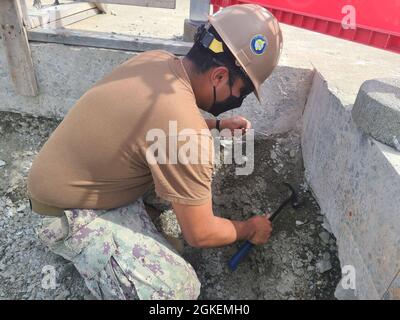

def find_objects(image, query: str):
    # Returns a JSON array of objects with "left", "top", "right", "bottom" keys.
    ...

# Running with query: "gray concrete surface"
[
  {"left": 230, "top": 66, "right": 313, "bottom": 137},
  {"left": 0, "top": 43, "right": 133, "bottom": 118},
  {"left": 302, "top": 72, "right": 400, "bottom": 300},
  {"left": 352, "top": 78, "right": 400, "bottom": 150}
]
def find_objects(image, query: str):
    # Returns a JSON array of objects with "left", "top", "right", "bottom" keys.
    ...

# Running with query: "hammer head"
[
  {"left": 283, "top": 182, "right": 301, "bottom": 208},
  {"left": 269, "top": 183, "right": 301, "bottom": 222}
]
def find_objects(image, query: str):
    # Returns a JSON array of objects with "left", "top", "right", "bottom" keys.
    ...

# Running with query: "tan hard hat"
[{"left": 208, "top": 4, "right": 283, "bottom": 102}]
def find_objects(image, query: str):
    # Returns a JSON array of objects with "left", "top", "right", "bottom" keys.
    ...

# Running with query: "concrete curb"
[{"left": 352, "top": 78, "right": 400, "bottom": 151}]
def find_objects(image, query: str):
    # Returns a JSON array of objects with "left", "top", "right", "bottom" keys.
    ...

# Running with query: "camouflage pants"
[{"left": 35, "top": 198, "right": 200, "bottom": 300}]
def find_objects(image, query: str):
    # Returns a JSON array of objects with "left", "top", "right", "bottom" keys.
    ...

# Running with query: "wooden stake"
[{"left": 0, "top": 0, "right": 38, "bottom": 96}]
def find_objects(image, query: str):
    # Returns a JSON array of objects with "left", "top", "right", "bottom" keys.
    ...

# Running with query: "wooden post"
[
  {"left": 0, "top": 0, "right": 38, "bottom": 96},
  {"left": 18, "top": 0, "right": 30, "bottom": 28}
]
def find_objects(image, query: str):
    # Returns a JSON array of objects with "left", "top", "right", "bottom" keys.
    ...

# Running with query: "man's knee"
[{"left": 174, "top": 265, "right": 201, "bottom": 300}]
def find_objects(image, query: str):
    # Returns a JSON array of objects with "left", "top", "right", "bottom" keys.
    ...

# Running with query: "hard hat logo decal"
[{"left": 250, "top": 35, "right": 268, "bottom": 55}]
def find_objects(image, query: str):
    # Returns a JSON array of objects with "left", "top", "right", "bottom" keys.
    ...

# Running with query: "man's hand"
[
  {"left": 172, "top": 199, "right": 272, "bottom": 248},
  {"left": 220, "top": 116, "right": 251, "bottom": 134},
  {"left": 245, "top": 214, "right": 272, "bottom": 245}
]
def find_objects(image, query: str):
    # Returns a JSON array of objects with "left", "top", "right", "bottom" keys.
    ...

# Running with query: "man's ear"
[{"left": 210, "top": 66, "right": 229, "bottom": 87}]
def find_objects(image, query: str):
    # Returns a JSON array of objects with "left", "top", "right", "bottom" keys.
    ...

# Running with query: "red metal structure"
[{"left": 211, "top": 0, "right": 400, "bottom": 54}]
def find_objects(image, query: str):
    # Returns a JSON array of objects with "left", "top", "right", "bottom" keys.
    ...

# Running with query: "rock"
[
  {"left": 84, "top": 293, "right": 97, "bottom": 300},
  {"left": 16, "top": 204, "right": 26, "bottom": 212},
  {"left": 292, "top": 260, "right": 303, "bottom": 268},
  {"left": 0, "top": 160, "right": 5, "bottom": 167},
  {"left": 316, "top": 259, "right": 332, "bottom": 273},
  {"left": 212, "top": 195, "right": 225, "bottom": 206},
  {"left": 276, "top": 284, "right": 290, "bottom": 295},
  {"left": 319, "top": 231, "right": 330, "bottom": 244},
  {"left": 322, "top": 252, "right": 331, "bottom": 261},
  {"left": 352, "top": 78, "right": 400, "bottom": 150},
  {"left": 294, "top": 268, "right": 304, "bottom": 276},
  {"left": 55, "top": 289, "right": 70, "bottom": 300}
]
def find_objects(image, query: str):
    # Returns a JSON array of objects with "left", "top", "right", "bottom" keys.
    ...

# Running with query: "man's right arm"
[{"left": 172, "top": 198, "right": 272, "bottom": 248}]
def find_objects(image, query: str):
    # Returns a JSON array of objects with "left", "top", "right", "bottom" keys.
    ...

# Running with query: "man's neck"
[
  {"left": 181, "top": 57, "right": 197, "bottom": 88},
  {"left": 182, "top": 57, "right": 205, "bottom": 109}
]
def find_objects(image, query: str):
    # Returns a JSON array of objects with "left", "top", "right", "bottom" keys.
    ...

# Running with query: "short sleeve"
[{"left": 144, "top": 133, "right": 214, "bottom": 205}]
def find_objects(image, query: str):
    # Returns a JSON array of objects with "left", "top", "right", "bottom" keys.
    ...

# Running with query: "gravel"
[{"left": 0, "top": 111, "right": 341, "bottom": 300}]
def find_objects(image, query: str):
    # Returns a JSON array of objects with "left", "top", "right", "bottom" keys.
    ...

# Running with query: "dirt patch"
[
  {"left": 156, "top": 134, "right": 342, "bottom": 299},
  {"left": 0, "top": 111, "right": 341, "bottom": 299}
]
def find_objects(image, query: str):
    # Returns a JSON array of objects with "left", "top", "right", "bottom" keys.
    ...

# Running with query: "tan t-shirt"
[{"left": 27, "top": 50, "right": 214, "bottom": 210}]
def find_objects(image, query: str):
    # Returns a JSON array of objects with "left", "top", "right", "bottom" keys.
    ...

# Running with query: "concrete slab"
[
  {"left": 302, "top": 72, "right": 400, "bottom": 299},
  {"left": 215, "top": 66, "right": 314, "bottom": 138},
  {"left": 0, "top": 42, "right": 134, "bottom": 118},
  {"left": 352, "top": 78, "right": 400, "bottom": 150}
]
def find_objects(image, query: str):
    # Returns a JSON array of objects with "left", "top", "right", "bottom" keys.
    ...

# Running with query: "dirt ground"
[{"left": 0, "top": 111, "right": 341, "bottom": 299}]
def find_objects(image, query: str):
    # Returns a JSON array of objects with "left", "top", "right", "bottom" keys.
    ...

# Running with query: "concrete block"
[
  {"left": 230, "top": 66, "right": 314, "bottom": 137},
  {"left": 352, "top": 78, "right": 400, "bottom": 150},
  {"left": 302, "top": 72, "right": 400, "bottom": 299},
  {"left": 0, "top": 42, "right": 134, "bottom": 118},
  {"left": 183, "top": 19, "right": 201, "bottom": 43}
]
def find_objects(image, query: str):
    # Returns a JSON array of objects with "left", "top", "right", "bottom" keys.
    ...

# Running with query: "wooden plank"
[
  {"left": 73, "top": 0, "right": 176, "bottom": 9},
  {"left": 46, "top": 2, "right": 97, "bottom": 19},
  {"left": 27, "top": 2, "right": 98, "bottom": 29},
  {"left": 0, "top": 0, "right": 38, "bottom": 96},
  {"left": 29, "top": 8, "right": 100, "bottom": 30},
  {"left": 28, "top": 28, "right": 191, "bottom": 55},
  {"left": 46, "top": 8, "right": 100, "bottom": 29}
]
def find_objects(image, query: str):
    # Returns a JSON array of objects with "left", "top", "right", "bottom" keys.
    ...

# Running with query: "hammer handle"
[
  {"left": 228, "top": 197, "right": 292, "bottom": 271},
  {"left": 228, "top": 241, "right": 254, "bottom": 271}
]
